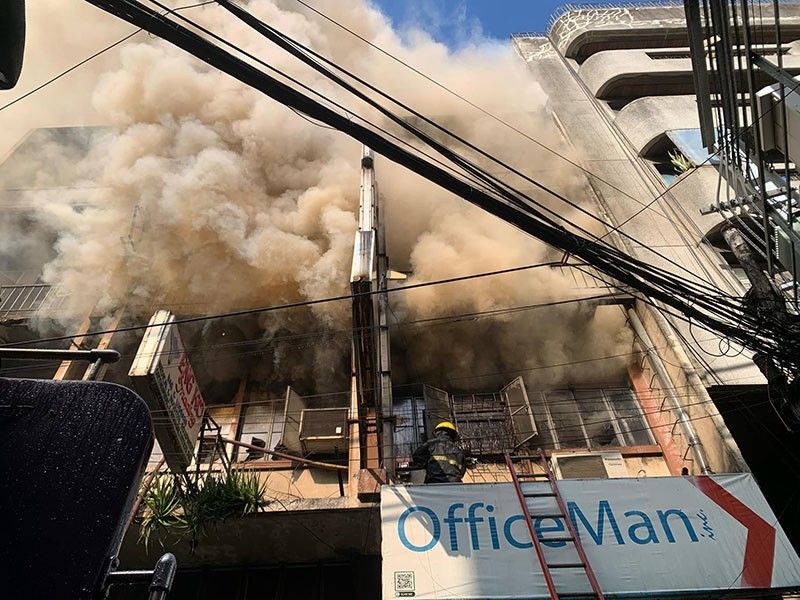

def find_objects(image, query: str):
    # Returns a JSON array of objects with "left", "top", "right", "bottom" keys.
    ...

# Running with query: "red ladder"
[{"left": 504, "top": 450, "right": 605, "bottom": 600}]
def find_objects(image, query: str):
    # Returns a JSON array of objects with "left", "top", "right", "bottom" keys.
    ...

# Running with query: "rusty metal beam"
[{"left": 220, "top": 437, "right": 347, "bottom": 471}]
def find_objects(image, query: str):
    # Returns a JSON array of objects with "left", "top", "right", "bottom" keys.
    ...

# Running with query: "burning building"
[{"left": 2, "top": 1, "right": 800, "bottom": 598}]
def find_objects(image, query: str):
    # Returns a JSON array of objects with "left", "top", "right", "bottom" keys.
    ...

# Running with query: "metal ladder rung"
[
  {"left": 523, "top": 492, "right": 556, "bottom": 497},
  {"left": 517, "top": 473, "right": 548, "bottom": 478},
  {"left": 512, "top": 454, "right": 542, "bottom": 461},
  {"left": 531, "top": 513, "right": 564, "bottom": 520},
  {"left": 547, "top": 562, "right": 585, "bottom": 569},
  {"left": 538, "top": 536, "right": 574, "bottom": 543}
]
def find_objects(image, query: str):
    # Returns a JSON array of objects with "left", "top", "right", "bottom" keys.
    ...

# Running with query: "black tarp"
[
  {"left": 711, "top": 384, "right": 800, "bottom": 553},
  {"left": 0, "top": 378, "right": 152, "bottom": 598},
  {"left": 0, "top": 0, "right": 25, "bottom": 89}
]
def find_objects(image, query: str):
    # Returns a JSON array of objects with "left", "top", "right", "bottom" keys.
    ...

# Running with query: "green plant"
[
  {"left": 669, "top": 149, "right": 694, "bottom": 174},
  {"left": 138, "top": 470, "right": 268, "bottom": 550},
  {"left": 182, "top": 471, "right": 268, "bottom": 542},
  {"left": 139, "top": 475, "right": 182, "bottom": 550}
]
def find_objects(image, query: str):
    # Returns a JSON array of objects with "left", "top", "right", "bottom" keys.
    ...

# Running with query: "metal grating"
[
  {"left": 392, "top": 395, "right": 426, "bottom": 463},
  {"left": 452, "top": 392, "right": 516, "bottom": 456},
  {"left": 299, "top": 408, "right": 349, "bottom": 438},
  {"left": 0, "top": 284, "right": 65, "bottom": 321}
]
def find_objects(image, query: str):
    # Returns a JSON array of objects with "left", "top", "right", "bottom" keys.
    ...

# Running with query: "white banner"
[
  {"left": 381, "top": 475, "right": 800, "bottom": 598},
  {"left": 129, "top": 310, "right": 205, "bottom": 472}
]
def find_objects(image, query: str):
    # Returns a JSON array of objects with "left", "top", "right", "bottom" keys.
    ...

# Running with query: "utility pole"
[{"left": 350, "top": 147, "right": 394, "bottom": 489}]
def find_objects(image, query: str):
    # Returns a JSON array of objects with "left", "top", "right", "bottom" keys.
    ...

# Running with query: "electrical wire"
[
  {"left": 164, "top": 0, "right": 737, "bottom": 324},
  {"left": 290, "top": 0, "right": 685, "bottom": 225},
  {"left": 0, "top": 0, "right": 216, "bottom": 114},
  {"left": 153, "top": 1, "right": 800, "bottom": 360},
  {"left": 53, "top": 1, "right": 796, "bottom": 372},
  {"left": 0, "top": 260, "right": 566, "bottom": 347},
  {"left": 215, "top": 0, "right": 741, "bottom": 295},
  {"left": 10, "top": 1, "right": 768, "bottom": 352},
  {"left": 0, "top": 289, "right": 627, "bottom": 374},
  {"left": 1, "top": 0, "right": 731, "bottom": 302},
  {"left": 11, "top": 1, "right": 800, "bottom": 376}
]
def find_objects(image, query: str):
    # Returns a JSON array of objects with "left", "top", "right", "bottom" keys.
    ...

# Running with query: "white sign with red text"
[
  {"left": 129, "top": 310, "right": 205, "bottom": 472},
  {"left": 381, "top": 475, "right": 800, "bottom": 598}
]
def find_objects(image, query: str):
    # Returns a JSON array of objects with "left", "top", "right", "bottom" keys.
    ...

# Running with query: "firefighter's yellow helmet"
[{"left": 434, "top": 421, "right": 458, "bottom": 435}]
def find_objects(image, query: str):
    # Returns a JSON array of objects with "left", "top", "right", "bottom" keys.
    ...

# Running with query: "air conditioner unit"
[
  {"left": 299, "top": 408, "right": 349, "bottom": 454},
  {"left": 550, "top": 452, "right": 627, "bottom": 480}
]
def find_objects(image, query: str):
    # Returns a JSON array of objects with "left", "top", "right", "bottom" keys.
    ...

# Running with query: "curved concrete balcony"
[
  {"left": 549, "top": 3, "right": 800, "bottom": 63},
  {"left": 613, "top": 95, "right": 699, "bottom": 158},
  {"left": 579, "top": 45, "right": 800, "bottom": 105}
]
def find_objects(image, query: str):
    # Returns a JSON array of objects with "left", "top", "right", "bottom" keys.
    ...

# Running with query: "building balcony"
[
  {"left": 579, "top": 45, "right": 800, "bottom": 106},
  {"left": 613, "top": 95, "right": 700, "bottom": 158},
  {"left": 548, "top": 2, "right": 800, "bottom": 63}
]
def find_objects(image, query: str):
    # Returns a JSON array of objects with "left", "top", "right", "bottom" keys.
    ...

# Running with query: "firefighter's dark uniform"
[{"left": 412, "top": 428, "right": 466, "bottom": 483}]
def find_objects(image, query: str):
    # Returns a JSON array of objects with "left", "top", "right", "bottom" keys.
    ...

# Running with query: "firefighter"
[{"left": 412, "top": 421, "right": 466, "bottom": 483}]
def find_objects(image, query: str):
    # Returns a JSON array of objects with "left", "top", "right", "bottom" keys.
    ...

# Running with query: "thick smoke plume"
[{"left": 4, "top": 0, "right": 633, "bottom": 393}]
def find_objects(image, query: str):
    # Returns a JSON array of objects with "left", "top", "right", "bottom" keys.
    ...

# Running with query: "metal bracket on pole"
[
  {"left": 0, "top": 348, "right": 120, "bottom": 363},
  {"left": 102, "top": 553, "right": 177, "bottom": 600},
  {"left": 0, "top": 348, "right": 120, "bottom": 381},
  {"left": 699, "top": 188, "right": 788, "bottom": 215},
  {"left": 752, "top": 52, "right": 800, "bottom": 91}
]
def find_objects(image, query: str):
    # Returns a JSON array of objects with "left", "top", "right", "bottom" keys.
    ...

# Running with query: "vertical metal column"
[
  {"left": 773, "top": 0, "right": 798, "bottom": 305},
  {"left": 373, "top": 148, "right": 395, "bottom": 479},
  {"left": 685, "top": 0, "right": 715, "bottom": 148},
  {"left": 350, "top": 147, "right": 394, "bottom": 476},
  {"left": 741, "top": 0, "right": 775, "bottom": 274},
  {"left": 709, "top": 0, "right": 740, "bottom": 156},
  {"left": 627, "top": 308, "right": 712, "bottom": 475}
]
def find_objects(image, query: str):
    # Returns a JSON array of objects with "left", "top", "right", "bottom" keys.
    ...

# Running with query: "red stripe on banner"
[{"left": 689, "top": 476, "right": 776, "bottom": 588}]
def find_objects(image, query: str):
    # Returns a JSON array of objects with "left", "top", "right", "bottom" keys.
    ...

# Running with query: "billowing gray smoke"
[{"left": 3, "top": 0, "right": 633, "bottom": 393}]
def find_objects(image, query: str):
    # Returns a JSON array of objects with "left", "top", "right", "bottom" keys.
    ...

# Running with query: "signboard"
[
  {"left": 381, "top": 476, "right": 800, "bottom": 598},
  {"left": 129, "top": 310, "right": 205, "bottom": 471}
]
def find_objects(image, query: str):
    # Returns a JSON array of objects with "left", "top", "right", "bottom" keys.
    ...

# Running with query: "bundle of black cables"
[{"left": 85, "top": 0, "right": 800, "bottom": 377}]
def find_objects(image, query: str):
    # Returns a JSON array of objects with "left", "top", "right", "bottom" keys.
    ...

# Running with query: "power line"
[
  {"left": 290, "top": 0, "right": 677, "bottom": 222},
  {"left": 159, "top": 0, "right": 730, "bottom": 321},
  {"left": 171, "top": 3, "right": 768, "bottom": 319},
  {"left": 0, "top": 31, "right": 140, "bottom": 114},
  {"left": 0, "top": 260, "right": 565, "bottom": 347},
  {"left": 49, "top": 1, "right": 800, "bottom": 375},
  {"left": 0, "top": 288, "right": 625, "bottom": 371},
  {"left": 0, "top": 0, "right": 216, "bottom": 114},
  {"left": 205, "top": 2, "right": 764, "bottom": 342},
  {"left": 5, "top": 0, "right": 731, "bottom": 308},
  {"left": 216, "top": 0, "right": 733, "bottom": 295},
  {"left": 284, "top": 0, "right": 787, "bottom": 296},
  {"left": 3, "top": 0, "right": 716, "bottom": 300}
]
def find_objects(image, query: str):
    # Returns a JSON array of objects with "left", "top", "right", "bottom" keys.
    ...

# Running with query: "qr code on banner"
[{"left": 394, "top": 571, "right": 415, "bottom": 596}]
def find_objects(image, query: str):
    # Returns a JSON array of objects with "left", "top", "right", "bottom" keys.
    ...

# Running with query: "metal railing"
[
  {"left": 0, "top": 283, "right": 64, "bottom": 321},
  {"left": 548, "top": 1, "right": 683, "bottom": 36},
  {"left": 511, "top": 0, "right": 800, "bottom": 41}
]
